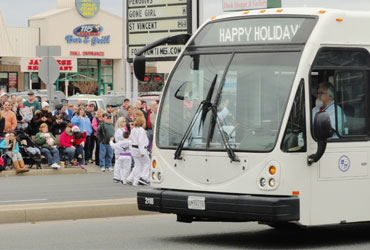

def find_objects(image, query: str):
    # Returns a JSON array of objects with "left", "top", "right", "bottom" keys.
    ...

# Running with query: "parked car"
[
  {"left": 13, "top": 90, "right": 67, "bottom": 109},
  {"left": 67, "top": 94, "right": 105, "bottom": 111}
]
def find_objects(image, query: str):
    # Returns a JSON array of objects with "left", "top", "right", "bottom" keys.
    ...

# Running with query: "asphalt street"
[
  {"left": 0, "top": 172, "right": 138, "bottom": 205},
  {"left": 1, "top": 214, "right": 370, "bottom": 249}
]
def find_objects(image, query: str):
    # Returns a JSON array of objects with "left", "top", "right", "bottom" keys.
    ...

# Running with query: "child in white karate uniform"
[{"left": 110, "top": 131, "right": 132, "bottom": 184}]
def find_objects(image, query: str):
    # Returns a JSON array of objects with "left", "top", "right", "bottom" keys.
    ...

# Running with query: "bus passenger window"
[{"left": 310, "top": 48, "right": 370, "bottom": 140}]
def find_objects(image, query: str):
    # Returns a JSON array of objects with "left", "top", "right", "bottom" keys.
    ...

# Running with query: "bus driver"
[{"left": 312, "top": 82, "right": 345, "bottom": 139}]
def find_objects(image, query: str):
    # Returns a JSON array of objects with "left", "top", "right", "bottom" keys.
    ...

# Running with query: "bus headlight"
[
  {"left": 260, "top": 178, "right": 266, "bottom": 187},
  {"left": 152, "top": 171, "right": 157, "bottom": 180},
  {"left": 157, "top": 172, "right": 162, "bottom": 181},
  {"left": 269, "top": 178, "right": 276, "bottom": 187}
]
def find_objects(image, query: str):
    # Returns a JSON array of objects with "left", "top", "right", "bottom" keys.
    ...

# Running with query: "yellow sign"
[{"left": 76, "top": 0, "right": 100, "bottom": 18}]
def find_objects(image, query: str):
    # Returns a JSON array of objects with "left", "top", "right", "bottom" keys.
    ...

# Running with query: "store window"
[
  {"left": 101, "top": 59, "right": 113, "bottom": 93},
  {"left": 0, "top": 72, "right": 18, "bottom": 93}
]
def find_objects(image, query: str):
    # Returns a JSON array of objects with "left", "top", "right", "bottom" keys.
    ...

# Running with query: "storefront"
[{"left": 25, "top": 0, "right": 123, "bottom": 95}]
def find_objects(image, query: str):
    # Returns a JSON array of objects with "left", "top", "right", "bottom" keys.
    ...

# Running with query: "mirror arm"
[
  {"left": 135, "top": 34, "right": 191, "bottom": 56},
  {"left": 307, "top": 140, "right": 327, "bottom": 166}
]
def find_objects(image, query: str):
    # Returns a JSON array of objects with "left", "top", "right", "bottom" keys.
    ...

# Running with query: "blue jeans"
[
  {"left": 41, "top": 148, "right": 60, "bottom": 165},
  {"left": 75, "top": 145, "right": 85, "bottom": 165},
  {"left": 63, "top": 147, "right": 75, "bottom": 162},
  {"left": 99, "top": 143, "right": 113, "bottom": 169}
]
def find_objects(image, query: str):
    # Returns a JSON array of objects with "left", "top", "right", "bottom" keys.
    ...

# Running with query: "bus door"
[{"left": 309, "top": 47, "right": 370, "bottom": 224}]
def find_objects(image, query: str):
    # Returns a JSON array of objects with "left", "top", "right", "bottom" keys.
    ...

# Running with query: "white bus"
[{"left": 135, "top": 8, "right": 370, "bottom": 227}]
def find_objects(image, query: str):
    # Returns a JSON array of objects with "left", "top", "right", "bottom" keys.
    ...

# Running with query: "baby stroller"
[{"left": 15, "top": 130, "right": 43, "bottom": 169}]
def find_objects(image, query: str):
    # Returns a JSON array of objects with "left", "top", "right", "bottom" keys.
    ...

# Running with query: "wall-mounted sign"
[
  {"left": 127, "top": 0, "right": 191, "bottom": 62},
  {"left": 70, "top": 51, "right": 105, "bottom": 56},
  {"left": 76, "top": 0, "right": 100, "bottom": 18},
  {"left": 74, "top": 24, "right": 103, "bottom": 36},
  {"left": 222, "top": 0, "right": 281, "bottom": 12},
  {"left": 21, "top": 58, "right": 77, "bottom": 72},
  {"left": 65, "top": 24, "right": 110, "bottom": 46}
]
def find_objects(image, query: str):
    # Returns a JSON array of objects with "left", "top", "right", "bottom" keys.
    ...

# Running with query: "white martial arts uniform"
[
  {"left": 110, "top": 139, "right": 132, "bottom": 184},
  {"left": 127, "top": 126, "right": 150, "bottom": 186}
]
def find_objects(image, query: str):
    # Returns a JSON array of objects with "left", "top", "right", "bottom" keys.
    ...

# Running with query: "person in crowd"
[
  {"left": 147, "top": 101, "right": 158, "bottom": 150},
  {"left": 106, "top": 105, "right": 116, "bottom": 125},
  {"left": 0, "top": 132, "right": 29, "bottom": 174},
  {"left": 35, "top": 123, "right": 61, "bottom": 169},
  {"left": 71, "top": 126, "right": 86, "bottom": 169},
  {"left": 15, "top": 97, "right": 33, "bottom": 132},
  {"left": 92, "top": 109, "right": 104, "bottom": 166},
  {"left": 0, "top": 112, "right": 5, "bottom": 138},
  {"left": 0, "top": 93, "right": 9, "bottom": 108},
  {"left": 71, "top": 107, "right": 93, "bottom": 163},
  {"left": 24, "top": 90, "right": 41, "bottom": 112},
  {"left": 122, "top": 98, "right": 130, "bottom": 110},
  {"left": 67, "top": 103, "right": 75, "bottom": 120},
  {"left": 35, "top": 96, "right": 42, "bottom": 103},
  {"left": 59, "top": 123, "right": 76, "bottom": 166},
  {"left": 118, "top": 98, "right": 130, "bottom": 118},
  {"left": 1, "top": 101, "right": 17, "bottom": 133},
  {"left": 10, "top": 94, "right": 17, "bottom": 107},
  {"left": 96, "top": 113, "right": 115, "bottom": 172},
  {"left": 32, "top": 102, "right": 53, "bottom": 134},
  {"left": 125, "top": 105, "right": 135, "bottom": 131},
  {"left": 114, "top": 117, "right": 128, "bottom": 142},
  {"left": 110, "top": 131, "right": 132, "bottom": 184},
  {"left": 52, "top": 104, "right": 70, "bottom": 137},
  {"left": 126, "top": 117, "right": 150, "bottom": 186},
  {"left": 86, "top": 102, "right": 96, "bottom": 164}
]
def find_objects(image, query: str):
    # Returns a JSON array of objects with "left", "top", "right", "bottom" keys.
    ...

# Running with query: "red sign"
[
  {"left": 70, "top": 51, "right": 105, "bottom": 56},
  {"left": 26, "top": 59, "right": 74, "bottom": 71}
]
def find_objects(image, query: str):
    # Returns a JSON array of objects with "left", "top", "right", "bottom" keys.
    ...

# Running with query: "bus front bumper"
[{"left": 137, "top": 189, "right": 299, "bottom": 222}]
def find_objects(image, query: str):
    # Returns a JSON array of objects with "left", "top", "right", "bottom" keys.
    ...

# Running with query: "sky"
[{"left": 1, "top": 0, "right": 370, "bottom": 27}]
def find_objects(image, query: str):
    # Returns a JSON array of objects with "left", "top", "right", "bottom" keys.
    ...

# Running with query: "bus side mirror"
[
  {"left": 134, "top": 55, "right": 146, "bottom": 81},
  {"left": 308, "top": 112, "right": 333, "bottom": 165}
]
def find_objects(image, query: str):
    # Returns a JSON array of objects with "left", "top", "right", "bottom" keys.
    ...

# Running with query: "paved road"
[
  {"left": 0, "top": 173, "right": 138, "bottom": 205},
  {"left": 1, "top": 214, "right": 370, "bottom": 249}
]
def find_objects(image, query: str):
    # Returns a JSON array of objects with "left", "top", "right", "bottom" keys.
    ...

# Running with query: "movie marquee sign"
[{"left": 127, "top": 0, "right": 191, "bottom": 62}]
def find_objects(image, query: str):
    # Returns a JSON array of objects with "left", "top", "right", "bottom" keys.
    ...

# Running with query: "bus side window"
[
  {"left": 281, "top": 79, "right": 306, "bottom": 152},
  {"left": 310, "top": 48, "right": 370, "bottom": 140}
]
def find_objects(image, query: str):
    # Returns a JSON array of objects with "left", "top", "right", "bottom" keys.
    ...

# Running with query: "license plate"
[{"left": 188, "top": 196, "right": 205, "bottom": 210}]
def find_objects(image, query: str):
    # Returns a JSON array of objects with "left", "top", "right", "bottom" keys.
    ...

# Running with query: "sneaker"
[
  {"left": 78, "top": 154, "right": 82, "bottom": 159},
  {"left": 108, "top": 167, "right": 113, "bottom": 172},
  {"left": 126, "top": 180, "right": 133, "bottom": 185},
  {"left": 80, "top": 165, "right": 85, "bottom": 169},
  {"left": 51, "top": 163, "right": 60, "bottom": 169},
  {"left": 138, "top": 178, "right": 149, "bottom": 186},
  {"left": 121, "top": 181, "right": 127, "bottom": 185},
  {"left": 88, "top": 159, "right": 94, "bottom": 164},
  {"left": 133, "top": 182, "right": 140, "bottom": 187},
  {"left": 113, "top": 179, "right": 120, "bottom": 183},
  {"left": 101, "top": 168, "right": 106, "bottom": 172},
  {"left": 74, "top": 162, "right": 79, "bottom": 166}
]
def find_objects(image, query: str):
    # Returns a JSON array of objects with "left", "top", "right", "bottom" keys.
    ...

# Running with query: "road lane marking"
[{"left": 0, "top": 199, "right": 48, "bottom": 203}]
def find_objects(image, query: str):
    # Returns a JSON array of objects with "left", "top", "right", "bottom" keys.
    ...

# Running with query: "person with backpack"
[
  {"left": 96, "top": 112, "right": 115, "bottom": 172},
  {"left": 92, "top": 109, "right": 104, "bottom": 166}
]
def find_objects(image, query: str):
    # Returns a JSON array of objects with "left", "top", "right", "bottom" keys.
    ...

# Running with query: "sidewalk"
[{"left": 0, "top": 162, "right": 154, "bottom": 224}]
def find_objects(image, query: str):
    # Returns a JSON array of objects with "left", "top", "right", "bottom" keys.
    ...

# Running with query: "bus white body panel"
[{"left": 138, "top": 8, "right": 370, "bottom": 226}]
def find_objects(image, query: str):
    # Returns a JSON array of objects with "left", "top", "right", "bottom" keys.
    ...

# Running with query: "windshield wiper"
[
  {"left": 174, "top": 75, "right": 218, "bottom": 160},
  {"left": 206, "top": 53, "right": 239, "bottom": 162}
]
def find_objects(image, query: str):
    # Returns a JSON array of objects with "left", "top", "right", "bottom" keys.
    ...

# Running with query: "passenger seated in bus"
[{"left": 312, "top": 82, "right": 345, "bottom": 139}]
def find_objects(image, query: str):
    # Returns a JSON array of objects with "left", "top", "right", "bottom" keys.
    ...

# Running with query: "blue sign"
[
  {"left": 338, "top": 155, "right": 350, "bottom": 172},
  {"left": 73, "top": 24, "right": 103, "bottom": 37},
  {"left": 65, "top": 25, "right": 110, "bottom": 46},
  {"left": 76, "top": 0, "right": 100, "bottom": 19}
]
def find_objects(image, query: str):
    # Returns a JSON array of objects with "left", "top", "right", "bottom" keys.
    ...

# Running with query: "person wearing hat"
[
  {"left": 15, "top": 96, "right": 33, "bottom": 132},
  {"left": 0, "top": 93, "right": 9, "bottom": 108},
  {"left": 1, "top": 101, "right": 17, "bottom": 133},
  {"left": 52, "top": 104, "right": 70, "bottom": 137},
  {"left": 24, "top": 90, "right": 41, "bottom": 112},
  {"left": 32, "top": 102, "right": 53, "bottom": 134},
  {"left": 96, "top": 112, "right": 115, "bottom": 172}
]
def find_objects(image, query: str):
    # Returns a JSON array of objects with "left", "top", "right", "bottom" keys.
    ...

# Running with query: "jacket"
[
  {"left": 0, "top": 139, "right": 19, "bottom": 154},
  {"left": 59, "top": 131, "right": 74, "bottom": 148},
  {"left": 97, "top": 122, "right": 115, "bottom": 144},
  {"left": 1, "top": 110, "right": 17, "bottom": 132},
  {"left": 71, "top": 115, "right": 93, "bottom": 136},
  {"left": 34, "top": 132, "right": 57, "bottom": 150},
  {"left": 32, "top": 110, "right": 53, "bottom": 133},
  {"left": 72, "top": 131, "right": 87, "bottom": 146},
  {"left": 52, "top": 112, "right": 70, "bottom": 135}
]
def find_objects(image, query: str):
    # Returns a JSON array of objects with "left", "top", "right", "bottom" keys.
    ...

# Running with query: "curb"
[
  {"left": 0, "top": 198, "right": 153, "bottom": 224},
  {"left": 0, "top": 167, "right": 87, "bottom": 177}
]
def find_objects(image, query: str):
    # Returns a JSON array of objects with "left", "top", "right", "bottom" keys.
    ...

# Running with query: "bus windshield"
[{"left": 158, "top": 51, "right": 301, "bottom": 152}]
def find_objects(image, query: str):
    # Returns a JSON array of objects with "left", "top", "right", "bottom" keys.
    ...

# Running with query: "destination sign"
[
  {"left": 193, "top": 18, "right": 317, "bottom": 46},
  {"left": 128, "top": 5, "right": 187, "bottom": 20},
  {"left": 128, "top": 0, "right": 186, "bottom": 7},
  {"left": 128, "top": 18, "right": 187, "bottom": 32}
]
